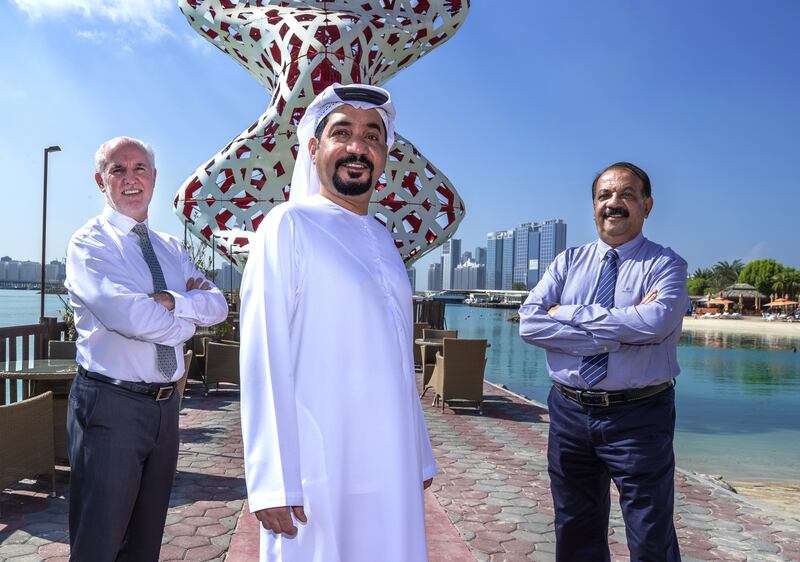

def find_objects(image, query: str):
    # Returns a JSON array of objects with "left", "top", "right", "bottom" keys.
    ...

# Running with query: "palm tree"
[
  {"left": 709, "top": 259, "right": 744, "bottom": 292},
  {"left": 774, "top": 270, "right": 800, "bottom": 300},
  {"left": 692, "top": 267, "right": 713, "bottom": 280}
]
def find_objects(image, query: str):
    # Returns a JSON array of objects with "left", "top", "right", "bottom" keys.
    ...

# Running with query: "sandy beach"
[{"left": 682, "top": 315, "right": 800, "bottom": 339}]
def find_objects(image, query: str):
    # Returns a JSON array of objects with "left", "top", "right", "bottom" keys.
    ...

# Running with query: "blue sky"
[{"left": 2, "top": 0, "right": 798, "bottom": 290}]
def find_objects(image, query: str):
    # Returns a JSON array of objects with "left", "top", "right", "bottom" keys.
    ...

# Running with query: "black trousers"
[
  {"left": 67, "top": 373, "right": 180, "bottom": 562},
  {"left": 547, "top": 385, "right": 681, "bottom": 562}
]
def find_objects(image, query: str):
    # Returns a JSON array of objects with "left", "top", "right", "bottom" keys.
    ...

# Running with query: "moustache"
[
  {"left": 603, "top": 207, "right": 629, "bottom": 218},
  {"left": 335, "top": 154, "right": 374, "bottom": 173}
]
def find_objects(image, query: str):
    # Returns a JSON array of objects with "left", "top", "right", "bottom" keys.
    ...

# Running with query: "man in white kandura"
[{"left": 239, "top": 83, "right": 437, "bottom": 561}]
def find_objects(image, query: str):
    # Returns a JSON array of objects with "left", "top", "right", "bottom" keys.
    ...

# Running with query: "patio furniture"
[
  {"left": 412, "top": 322, "right": 429, "bottom": 370},
  {"left": 176, "top": 350, "right": 193, "bottom": 405},
  {"left": 203, "top": 341, "right": 240, "bottom": 392},
  {"left": 427, "top": 338, "right": 489, "bottom": 414},
  {"left": 0, "top": 360, "right": 78, "bottom": 462},
  {"left": 48, "top": 340, "right": 77, "bottom": 360},
  {"left": 0, "top": 391, "right": 56, "bottom": 502},
  {"left": 420, "top": 329, "right": 458, "bottom": 387}
]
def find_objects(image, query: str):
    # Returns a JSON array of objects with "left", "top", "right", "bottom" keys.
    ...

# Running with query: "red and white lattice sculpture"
[{"left": 174, "top": 0, "right": 469, "bottom": 268}]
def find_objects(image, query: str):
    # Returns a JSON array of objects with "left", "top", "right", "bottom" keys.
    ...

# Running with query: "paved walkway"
[{"left": 1, "top": 379, "right": 799, "bottom": 561}]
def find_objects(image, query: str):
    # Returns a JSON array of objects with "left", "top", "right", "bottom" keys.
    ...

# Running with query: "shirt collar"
[
  {"left": 101, "top": 204, "right": 149, "bottom": 235},
  {"left": 596, "top": 232, "right": 645, "bottom": 263}
]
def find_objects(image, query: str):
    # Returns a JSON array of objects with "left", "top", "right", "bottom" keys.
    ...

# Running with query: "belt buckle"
[
  {"left": 579, "top": 390, "right": 610, "bottom": 407},
  {"left": 155, "top": 386, "right": 174, "bottom": 401}
]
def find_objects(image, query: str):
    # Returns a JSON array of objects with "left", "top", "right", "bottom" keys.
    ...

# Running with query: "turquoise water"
[
  {"left": 0, "top": 289, "right": 65, "bottom": 327},
  {"left": 445, "top": 304, "right": 800, "bottom": 481}
]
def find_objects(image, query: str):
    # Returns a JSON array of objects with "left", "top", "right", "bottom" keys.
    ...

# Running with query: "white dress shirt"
[{"left": 65, "top": 205, "right": 228, "bottom": 383}]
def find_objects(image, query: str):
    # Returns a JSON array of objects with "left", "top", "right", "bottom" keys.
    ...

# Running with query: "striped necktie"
[
  {"left": 578, "top": 249, "right": 619, "bottom": 387},
  {"left": 132, "top": 223, "right": 178, "bottom": 380}
]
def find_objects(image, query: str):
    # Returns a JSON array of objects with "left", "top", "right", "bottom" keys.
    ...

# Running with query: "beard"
[{"left": 331, "top": 155, "right": 374, "bottom": 196}]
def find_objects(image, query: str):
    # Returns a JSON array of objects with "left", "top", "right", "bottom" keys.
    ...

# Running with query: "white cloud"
[{"left": 11, "top": 0, "right": 175, "bottom": 40}]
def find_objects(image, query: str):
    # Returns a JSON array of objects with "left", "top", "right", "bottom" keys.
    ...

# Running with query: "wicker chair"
[
  {"left": 203, "top": 341, "right": 240, "bottom": 392},
  {"left": 412, "top": 322, "right": 429, "bottom": 370},
  {"left": 175, "top": 350, "right": 193, "bottom": 405},
  {"left": 420, "top": 329, "right": 458, "bottom": 389},
  {"left": 48, "top": 340, "right": 77, "bottom": 359},
  {"left": 0, "top": 391, "right": 56, "bottom": 502},
  {"left": 427, "top": 338, "right": 488, "bottom": 414}
]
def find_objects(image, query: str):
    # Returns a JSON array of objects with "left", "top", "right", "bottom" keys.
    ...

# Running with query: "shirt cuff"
[
  {"left": 552, "top": 304, "right": 581, "bottom": 325},
  {"left": 166, "top": 290, "right": 190, "bottom": 319},
  {"left": 248, "top": 492, "right": 305, "bottom": 513}
]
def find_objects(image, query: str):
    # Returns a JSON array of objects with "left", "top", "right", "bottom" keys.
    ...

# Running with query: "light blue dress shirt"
[{"left": 519, "top": 233, "right": 688, "bottom": 391}]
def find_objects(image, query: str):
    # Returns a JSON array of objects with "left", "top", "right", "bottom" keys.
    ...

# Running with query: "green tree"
[
  {"left": 772, "top": 269, "right": 800, "bottom": 299},
  {"left": 692, "top": 267, "right": 713, "bottom": 280},
  {"left": 512, "top": 282, "right": 528, "bottom": 291},
  {"left": 707, "top": 259, "right": 744, "bottom": 292},
  {"left": 738, "top": 259, "right": 786, "bottom": 295},
  {"left": 687, "top": 277, "right": 708, "bottom": 296}
]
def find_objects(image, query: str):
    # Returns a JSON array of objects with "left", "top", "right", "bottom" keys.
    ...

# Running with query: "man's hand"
[
  {"left": 151, "top": 291, "right": 175, "bottom": 311},
  {"left": 254, "top": 506, "right": 307, "bottom": 536},
  {"left": 423, "top": 478, "right": 433, "bottom": 490},
  {"left": 547, "top": 304, "right": 560, "bottom": 316},
  {"left": 186, "top": 277, "right": 211, "bottom": 291},
  {"left": 640, "top": 289, "right": 658, "bottom": 305}
]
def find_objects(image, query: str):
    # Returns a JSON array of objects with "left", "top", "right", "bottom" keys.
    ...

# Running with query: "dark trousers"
[
  {"left": 67, "top": 373, "right": 180, "bottom": 562},
  {"left": 547, "top": 385, "right": 681, "bottom": 562}
]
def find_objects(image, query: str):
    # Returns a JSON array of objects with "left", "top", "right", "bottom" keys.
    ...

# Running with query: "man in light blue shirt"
[{"left": 519, "top": 162, "right": 687, "bottom": 562}]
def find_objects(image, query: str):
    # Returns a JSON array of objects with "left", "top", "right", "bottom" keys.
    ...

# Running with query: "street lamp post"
[{"left": 40, "top": 145, "right": 61, "bottom": 321}]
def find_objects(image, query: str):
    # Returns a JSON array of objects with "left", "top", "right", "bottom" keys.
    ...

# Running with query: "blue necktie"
[
  {"left": 132, "top": 223, "right": 178, "bottom": 380},
  {"left": 579, "top": 249, "right": 619, "bottom": 387}
]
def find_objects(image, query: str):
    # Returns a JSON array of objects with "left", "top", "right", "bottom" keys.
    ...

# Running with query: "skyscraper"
[
  {"left": 406, "top": 266, "right": 416, "bottom": 292},
  {"left": 427, "top": 262, "right": 443, "bottom": 291},
  {"left": 486, "top": 232, "right": 504, "bottom": 290},
  {"left": 474, "top": 246, "right": 487, "bottom": 266},
  {"left": 513, "top": 223, "right": 537, "bottom": 288},
  {"left": 441, "top": 238, "right": 461, "bottom": 290},
  {"left": 527, "top": 228, "right": 541, "bottom": 288},
  {"left": 500, "top": 230, "right": 514, "bottom": 290},
  {"left": 539, "top": 219, "right": 567, "bottom": 277},
  {"left": 453, "top": 260, "right": 486, "bottom": 290}
]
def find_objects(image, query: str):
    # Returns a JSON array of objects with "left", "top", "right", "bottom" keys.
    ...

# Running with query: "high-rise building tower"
[
  {"left": 474, "top": 246, "right": 487, "bottom": 266},
  {"left": 427, "top": 262, "right": 443, "bottom": 291},
  {"left": 441, "top": 238, "right": 461, "bottom": 290},
  {"left": 500, "top": 230, "right": 514, "bottom": 290},
  {"left": 539, "top": 219, "right": 567, "bottom": 277},
  {"left": 527, "top": 228, "right": 542, "bottom": 288},
  {"left": 406, "top": 266, "right": 416, "bottom": 292},
  {"left": 486, "top": 232, "right": 504, "bottom": 290}
]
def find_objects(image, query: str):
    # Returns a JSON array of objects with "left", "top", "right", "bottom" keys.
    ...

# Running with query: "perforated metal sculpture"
[{"left": 174, "top": 0, "right": 469, "bottom": 268}]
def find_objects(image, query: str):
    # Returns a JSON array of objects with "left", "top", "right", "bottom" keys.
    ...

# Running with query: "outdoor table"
[{"left": 1, "top": 359, "right": 78, "bottom": 461}]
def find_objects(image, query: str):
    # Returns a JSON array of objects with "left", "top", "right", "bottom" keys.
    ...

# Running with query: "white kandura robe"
[{"left": 239, "top": 194, "right": 438, "bottom": 562}]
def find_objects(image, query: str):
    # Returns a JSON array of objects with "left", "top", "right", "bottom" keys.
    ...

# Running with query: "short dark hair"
[{"left": 592, "top": 162, "right": 651, "bottom": 199}]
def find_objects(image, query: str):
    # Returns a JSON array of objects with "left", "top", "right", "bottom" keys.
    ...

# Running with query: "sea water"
[{"left": 445, "top": 304, "right": 800, "bottom": 481}]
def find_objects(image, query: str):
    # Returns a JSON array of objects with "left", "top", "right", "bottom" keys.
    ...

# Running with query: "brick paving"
[
  {"left": 2, "top": 378, "right": 799, "bottom": 561},
  {"left": 425, "top": 381, "right": 800, "bottom": 562}
]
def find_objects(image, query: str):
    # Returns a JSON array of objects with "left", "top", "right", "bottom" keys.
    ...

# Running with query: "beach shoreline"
[{"left": 682, "top": 315, "right": 800, "bottom": 338}]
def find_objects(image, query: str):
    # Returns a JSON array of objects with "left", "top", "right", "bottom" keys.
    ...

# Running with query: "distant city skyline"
[{"left": 3, "top": 2, "right": 798, "bottom": 282}]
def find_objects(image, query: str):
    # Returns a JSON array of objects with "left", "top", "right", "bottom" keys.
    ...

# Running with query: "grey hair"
[{"left": 94, "top": 136, "right": 155, "bottom": 174}]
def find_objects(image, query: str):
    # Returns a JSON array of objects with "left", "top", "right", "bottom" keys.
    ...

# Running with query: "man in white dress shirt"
[
  {"left": 65, "top": 136, "right": 228, "bottom": 561},
  {"left": 239, "top": 83, "right": 437, "bottom": 561}
]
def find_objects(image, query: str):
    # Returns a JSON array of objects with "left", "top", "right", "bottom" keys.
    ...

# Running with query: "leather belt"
[
  {"left": 553, "top": 380, "right": 673, "bottom": 407},
  {"left": 78, "top": 366, "right": 175, "bottom": 401}
]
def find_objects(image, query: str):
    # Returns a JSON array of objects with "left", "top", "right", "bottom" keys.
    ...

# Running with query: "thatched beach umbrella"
[{"left": 719, "top": 283, "right": 767, "bottom": 311}]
